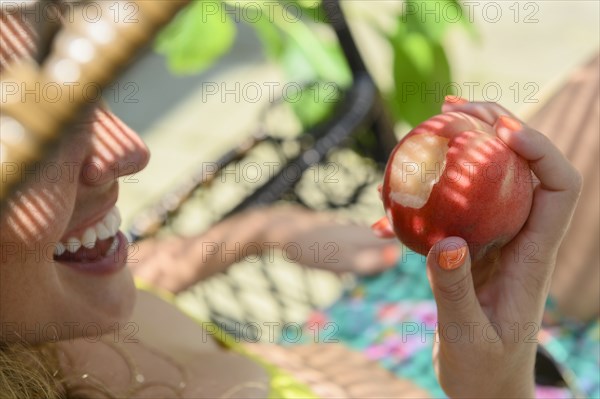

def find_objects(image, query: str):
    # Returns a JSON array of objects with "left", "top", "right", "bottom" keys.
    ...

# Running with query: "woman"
[
  {"left": 0, "top": 7, "right": 425, "bottom": 397},
  {"left": 0, "top": 5, "right": 584, "bottom": 399}
]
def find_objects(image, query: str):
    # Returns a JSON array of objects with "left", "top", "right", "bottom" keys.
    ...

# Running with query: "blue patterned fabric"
[{"left": 286, "top": 249, "right": 599, "bottom": 398}]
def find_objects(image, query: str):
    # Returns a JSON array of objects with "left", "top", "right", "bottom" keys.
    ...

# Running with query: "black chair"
[{"left": 127, "top": 0, "right": 397, "bottom": 340}]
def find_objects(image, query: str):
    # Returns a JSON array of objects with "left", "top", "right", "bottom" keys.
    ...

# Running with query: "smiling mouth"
[{"left": 53, "top": 206, "right": 122, "bottom": 263}]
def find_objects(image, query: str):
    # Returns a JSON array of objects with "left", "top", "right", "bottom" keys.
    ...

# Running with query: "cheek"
[
  {"left": 3, "top": 186, "right": 73, "bottom": 239},
  {"left": 0, "top": 157, "right": 80, "bottom": 263},
  {"left": 0, "top": 185, "right": 75, "bottom": 334},
  {"left": 59, "top": 266, "right": 137, "bottom": 323},
  {"left": 5, "top": 136, "right": 87, "bottom": 231}
]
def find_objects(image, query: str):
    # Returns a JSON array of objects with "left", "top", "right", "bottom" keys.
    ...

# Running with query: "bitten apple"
[{"left": 377, "top": 112, "right": 533, "bottom": 259}]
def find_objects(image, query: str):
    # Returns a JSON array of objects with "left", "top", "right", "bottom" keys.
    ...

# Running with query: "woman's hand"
[
  {"left": 129, "top": 209, "right": 272, "bottom": 293},
  {"left": 422, "top": 99, "right": 582, "bottom": 397},
  {"left": 131, "top": 206, "right": 401, "bottom": 293},
  {"left": 264, "top": 205, "right": 401, "bottom": 275}
]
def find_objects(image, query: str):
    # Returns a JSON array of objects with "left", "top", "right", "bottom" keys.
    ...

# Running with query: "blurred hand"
[
  {"left": 265, "top": 205, "right": 401, "bottom": 275},
  {"left": 131, "top": 206, "right": 401, "bottom": 294},
  {"left": 422, "top": 99, "right": 582, "bottom": 397}
]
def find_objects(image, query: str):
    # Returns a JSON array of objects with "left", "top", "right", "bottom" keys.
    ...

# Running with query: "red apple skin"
[{"left": 382, "top": 112, "right": 534, "bottom": 259}]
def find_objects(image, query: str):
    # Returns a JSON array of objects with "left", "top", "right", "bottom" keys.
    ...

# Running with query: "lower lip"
[{"left": 56, "top": 231, "right": 129, "bottom": 275}]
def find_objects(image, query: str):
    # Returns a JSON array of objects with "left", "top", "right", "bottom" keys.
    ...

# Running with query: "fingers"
[
  {"left": 439, "top": 98, "right": 582, "bottom": 250},
  {"left": 442, "top": 96, "right": 518, "bottom": 126},
  {"left": 495, "top": 116, "right": 583, "bottom": 248},
  {"left": 495, "top": 116, "right": 582, "bottom": 193},
  {"left": 371, "top": 216, "right": 396, "bottom": 239},
  {"left": 353, "top": 244, "right": 401, "bottom": 275},
  {"left": 426, "top": 237, "right": 486, "bottom": 326}
]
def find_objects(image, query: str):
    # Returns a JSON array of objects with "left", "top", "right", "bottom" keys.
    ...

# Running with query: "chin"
[
  {"left": 95, "top": 267, "right": 137, "bottom": 326},
  {"left": 56, "top": 264, "right": 138, "bottom": 341}
]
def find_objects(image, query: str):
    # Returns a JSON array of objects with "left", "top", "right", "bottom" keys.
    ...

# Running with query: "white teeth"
[
  {"left": 54, "top": 242, "right": 66, "bottom": 256},
  {"left": 113, "top": 207, "right": 121, "bottom": 228},
  {"left": 104, "top": 212, "right": 118, "bottom": 235},
  {"left": 106, "top": 235, "right": 119, "bottom": 256},
  {"left": 82, "top": 228, "right": 97, "bottom": 249},
  {"left": 55, "top": 206, "right": 122, "bottom": 256},
  {"left": 96, "top": 223, "right": 111, "bottom": 240},
  {"left": 66, "top": 237, "right": 81, "bottom": 253}
]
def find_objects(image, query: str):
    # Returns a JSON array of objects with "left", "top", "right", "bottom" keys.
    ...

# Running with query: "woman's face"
[{"left": 0, "top": 9, "right": 150, "bottom": 344}]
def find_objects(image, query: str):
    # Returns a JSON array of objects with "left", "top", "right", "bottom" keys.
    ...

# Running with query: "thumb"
[{"left": 426, "top": 237, "right": 482, "bottom": 325}]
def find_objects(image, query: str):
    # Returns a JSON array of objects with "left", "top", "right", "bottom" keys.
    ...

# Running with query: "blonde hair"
[{"left": 0, "top": 342, "right": 64, "bottom": 399}]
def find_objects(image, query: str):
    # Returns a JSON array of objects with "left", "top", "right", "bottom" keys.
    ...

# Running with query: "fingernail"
[
  {"left": 371, "top": 217, "right": 395, "bottom": 238},
  {"left": 497, "top": 115, "right": 522, "bottom": 132},
  {"left": 382, "top": 245, "right": 400, "bottom": 266},
  {"left": 444, "top": 95, "right": 468, "bottom": 105},
  {"left": 377, "top": 184, "right": 383, "bottom": 200},
  {"left": 438, "top": 245, "right": 467, "bottom": 271}
]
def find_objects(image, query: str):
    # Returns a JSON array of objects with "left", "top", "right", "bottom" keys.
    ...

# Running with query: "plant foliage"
[{"left": 155, "top": 0, "right": 476, "bottom": 128}]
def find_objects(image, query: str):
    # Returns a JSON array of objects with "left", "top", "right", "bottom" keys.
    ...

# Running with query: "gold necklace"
[
  {"left": 54, "top": 338, "right": 187, "bottom": 398},
  {"left": 52, "top": 337, "right": 271, "bottom": 398}
]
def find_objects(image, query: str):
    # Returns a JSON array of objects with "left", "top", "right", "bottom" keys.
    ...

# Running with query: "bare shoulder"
[
  {"left": 129, "top": 290, "right": 221, "bottom": 357},
  {"left": 56, "top": 291, "right": 270, "bottom": 398}
]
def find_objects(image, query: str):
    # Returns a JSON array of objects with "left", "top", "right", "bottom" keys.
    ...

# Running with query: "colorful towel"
[{"left": 287, "top": 249, "right": 599, "bottom": 398}]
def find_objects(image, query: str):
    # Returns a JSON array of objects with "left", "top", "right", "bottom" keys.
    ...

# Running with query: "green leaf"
[
  {"left": 281, "top": 39, "right": 319, "bottom": 82},
  {"left": 387, "top": 1, "right": 477, "bottom": 125},
  {"left": 155, "top": 1, "right": 236, "bottom": 75},
  {"left": 448, "top": 0, "right": 479, "bottom": 40},
  {"left": 290, "top": 82, "right": 342, "bottom": 128},
  {"left": 392, "top": 31, "right": 453, "bottom": 126},
  {"left": 279, "top": 35, "right": 351, "bottom": 90},
  {"left": 403, "top": 0, "right": 445, "bottom": 41},
  {"left": 274, "top": 16, "right": 351, "bottom": 85},
  {"left": 404, "top": 33, "right": 435, "bottom": 75},
  {"left": 402, "top": 0, "right": 478, "bottom": 42},
  {"left": 295, "top": 0, "right": 321, "bottom": 9},
  {"left": 280, "top": 0, "right": 328, "bottom": 23},
  {"left": 251, "top": 14, "right": 287, "bottom": 58}
]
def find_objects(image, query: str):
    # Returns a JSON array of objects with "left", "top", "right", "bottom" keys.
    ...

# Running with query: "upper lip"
[{"left": 60, "top": 191, "right": 119, "bottom": 241}]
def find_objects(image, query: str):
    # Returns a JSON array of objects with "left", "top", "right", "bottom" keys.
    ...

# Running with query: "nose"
[{"left": 80, "top": 107, "right": 150, "bottom": 186}]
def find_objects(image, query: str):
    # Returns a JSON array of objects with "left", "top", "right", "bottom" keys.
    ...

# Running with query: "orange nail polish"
[
  {"left": 371, "top": 217, "right": 396, "bottom": 239},
  {"left": 498, "top": 115, "right": 522, "bottom": 132},
  {"left": 444, "top": 95, "right": 468, "bottom": 105},
  {"left": 438, "top": 245, "right": 467, "bottom": 270}
]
